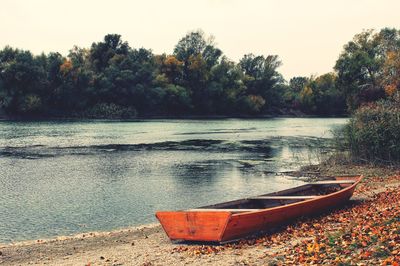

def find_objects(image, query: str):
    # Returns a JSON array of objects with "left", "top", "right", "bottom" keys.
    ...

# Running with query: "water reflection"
[{"left": 173, "top": 159, "right": 229, "bottom": 186}]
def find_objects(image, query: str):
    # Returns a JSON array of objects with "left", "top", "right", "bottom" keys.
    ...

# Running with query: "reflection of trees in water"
[
  {"left": 170, "top": 140, "right": 278, "bottom": 188},
  {"left": 172, "top": 160, "right": 232, "bottom": 187},
  {"left": 239, "top": 140, "right": 274, "bottom": 155},
  {"left": 72, "top": 137, "right": 331, "bottom": 187}
]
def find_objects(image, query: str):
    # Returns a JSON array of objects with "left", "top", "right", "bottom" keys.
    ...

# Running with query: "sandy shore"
[
  {"left": 1, "top": 163, "right": 399, "bottom": 266},
  {"left": 0, "top": 222, "right": 265, "bottom": 266}
]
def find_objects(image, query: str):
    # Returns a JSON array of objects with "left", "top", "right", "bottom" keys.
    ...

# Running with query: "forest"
[{"left": 0, "top": 28, "right": 399, "bottom": 118}]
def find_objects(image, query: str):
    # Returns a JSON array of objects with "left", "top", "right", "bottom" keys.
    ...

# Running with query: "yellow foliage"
[
  {"left": 386, "top": 51, "right": 397, "bottom": 62},
  {"left": 300, "top": 86, "right": 313, "bottom": 99},
  {"left": 385, "top": 84, "right": 397, "bottom": 96},
  {"left": 160, "top": 55, "right": 183, "bottom": 82},
  {"left": 381, "top": 50, "right": 400, "bottom": 97},
  {"left": 60, "top": 60, "right": 73, "bottom": 74},
  {"left": 188, "top": 54, "right": 206, "bottom": 71},
  {"left": 248, "top": 94, "right": 265, "bottom": 112},
  {"left": 164, "top": 55, "right": 183, "bottom": 67},
  {"left": 306, "top": 239, "right": 320, "bottom": 254},
  {"left": 154, "top": 74, "right": 169, "bottom": 87}
]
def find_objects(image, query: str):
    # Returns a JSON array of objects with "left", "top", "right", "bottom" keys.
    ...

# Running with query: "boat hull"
[
  {"left": 220, "top": 183, "right": 356, "bottom": 242},
  {"left": 156, "top": 175, "right": 362, "bottom": 242}
]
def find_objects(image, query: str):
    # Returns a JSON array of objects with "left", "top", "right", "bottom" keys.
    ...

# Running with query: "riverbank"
[
  {"left": 0, "top": 112, "right": 348, "bottom": 121},
  {"left": 0, "top": 162, "right": 399, "bottom": 265}
]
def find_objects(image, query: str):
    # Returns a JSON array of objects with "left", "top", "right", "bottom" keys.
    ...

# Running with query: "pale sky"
[{"left": 1, "top": 0, "right": 399, "bottom": 79}]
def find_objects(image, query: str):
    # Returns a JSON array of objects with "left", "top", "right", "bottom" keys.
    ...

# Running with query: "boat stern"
[{"left": 155, "top": 211, "right": 231, "bottom": 242}]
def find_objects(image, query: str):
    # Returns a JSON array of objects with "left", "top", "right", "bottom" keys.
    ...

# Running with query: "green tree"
[
  {"left": 173, "top": 30, "right": 222, "bottom": 113},
  {"left": 155, "top": 54, "right": 184, "bottom": 84},
  {"left": 89, "top": 34, "right": 129, "bottom": 72},
  {"left": 209, "top": 57, "right": 245, "bottom": 114},
  {"left": 162, "top": 84, "right": 192, "bottom": 114},
  {"left": 239, "top": 54, "right": 284, "bottom": 111},
  {"left": 51, "top": 47, "right": 94, "bottom": 113},
  {"left": 335, "top": 28, "right": 400, "bottom": 111},
  {"left": 284, "top": 76, "right": 308, "bottom": 109},
  {"left": 312, "top": 73, "right": 345, "bottom": 115},
  {"left": 89, "top": 35, "right": 157, "bottom": 115},
  {"left": 0, "top": 47, "right": 47, "bottom": 114}
]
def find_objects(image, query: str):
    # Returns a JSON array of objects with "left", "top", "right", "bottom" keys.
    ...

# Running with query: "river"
[{"left": 0, "top": 118, "right": 347, "bottom": 243}]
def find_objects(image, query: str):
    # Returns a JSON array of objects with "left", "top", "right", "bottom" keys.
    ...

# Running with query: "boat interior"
[{"left": 187, "top": 179, "right": 357, "bottom": 213}]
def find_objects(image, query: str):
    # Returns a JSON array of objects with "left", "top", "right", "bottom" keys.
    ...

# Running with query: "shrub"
[{"left": 342, "top": 99, "right": 400, "bottom": 163}]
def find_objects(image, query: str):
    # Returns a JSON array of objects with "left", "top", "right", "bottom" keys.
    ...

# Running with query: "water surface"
[{"left": 0, "top": 118, "right": 347, "bottom": 243}]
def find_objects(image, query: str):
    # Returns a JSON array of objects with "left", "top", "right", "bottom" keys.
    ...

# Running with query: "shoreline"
[
  {"left": 0, "top": 114, "right": 349, "bottom": 122},
  {"left": 0, "top": 223, "right": 160, "bottom": 248},
  {"left": 0, "top": 223, "right": 168, "bottom": 266},
  {"left": 1, "top": 162, "right": 399, "bottom": 265}
]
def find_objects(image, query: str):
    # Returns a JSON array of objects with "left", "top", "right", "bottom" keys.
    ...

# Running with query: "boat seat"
[
  {"left": 187, "top": 208, "right": 262, "bottom": 212},
  {"left": 309, "top": 180, "right": 356, "bottom": 185},
  {"left": 247, "top": 195, "right": 321, "bottom": 200}
]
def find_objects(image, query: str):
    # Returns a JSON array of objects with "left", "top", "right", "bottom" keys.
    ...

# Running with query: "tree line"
[{"left": 0, "top": 28, "right": 399, "bottom": 118}]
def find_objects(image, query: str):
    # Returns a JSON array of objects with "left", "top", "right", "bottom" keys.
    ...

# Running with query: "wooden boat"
[{"left": 156, "top": 175, "right": 363, "bottom": 243}]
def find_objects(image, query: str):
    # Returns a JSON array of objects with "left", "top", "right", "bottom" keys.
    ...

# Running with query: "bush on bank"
[{"left": 342, "top": 97, "right": 400, "bottom": 164}]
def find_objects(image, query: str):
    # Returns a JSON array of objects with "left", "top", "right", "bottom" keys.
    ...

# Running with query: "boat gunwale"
[
  {"left": 230, "top": 174, "right": 363, "bottom": 216},
  {"left": 156, "top": 175, "right": 363, "bottom": 215}
]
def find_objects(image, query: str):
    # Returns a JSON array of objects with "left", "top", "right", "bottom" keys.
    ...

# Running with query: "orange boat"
[{"left": 156, "top": 175, "right": 363, "bottom": 243}]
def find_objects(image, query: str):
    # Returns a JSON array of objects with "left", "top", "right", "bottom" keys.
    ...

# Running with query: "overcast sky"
[{"left": 1, "top": 0, "right": 399, "bottom": 79}]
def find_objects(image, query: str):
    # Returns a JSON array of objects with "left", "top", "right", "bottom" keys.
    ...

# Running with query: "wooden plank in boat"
[
  {"left": 187, "top": 208, "right": 262, "bottom": 212},
  {"left": 310, "top": 180, "right": 356, "bottom": 185},
  {"left": 248, "top": 195, "right": 320, "bottom": 200}
]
